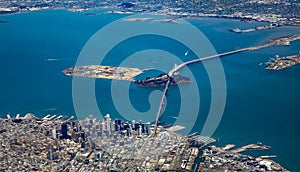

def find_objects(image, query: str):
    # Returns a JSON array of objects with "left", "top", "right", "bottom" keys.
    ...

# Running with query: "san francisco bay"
[{"left": 0, "top": 10, "right": 299, "bottom": 170}]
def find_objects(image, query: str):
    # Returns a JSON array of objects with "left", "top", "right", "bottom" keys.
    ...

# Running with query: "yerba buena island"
[{"left": 0, "top": 0, "right": 299, "bottom": 171}]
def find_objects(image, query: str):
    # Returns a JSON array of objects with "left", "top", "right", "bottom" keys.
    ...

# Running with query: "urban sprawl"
[
  {"left": 0, "top": 114, "right": 288, "bottom": 171},
  {"left": 0, "top": 0, "right": 299, "bottom": 26}
]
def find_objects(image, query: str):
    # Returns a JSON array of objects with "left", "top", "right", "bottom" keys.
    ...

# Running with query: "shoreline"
[{"left": 1, "top": 8, "right": 300, "bottom": 27}]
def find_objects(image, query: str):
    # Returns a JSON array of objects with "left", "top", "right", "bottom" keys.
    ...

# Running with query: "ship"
[{"left": 133, "top": 73, "right": 191, "bottom": 87}]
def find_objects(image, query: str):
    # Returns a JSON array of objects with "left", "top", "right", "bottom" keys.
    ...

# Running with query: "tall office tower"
[
  {"left": 52, "top": 128, "right": 57, "bottom": 139},
  {"left": 115, "top": 119, "right": 121, "bottom": 131},
  {"left": 141, "top": 124, "right": 145, "bottom": 133},
  {"left": 47, "top": 148, "right": 53, "bottom": 160},
  {"left": 101, "top": 121, "right": 105, "bottom": 136},
  {"left": 135, "top": 123, "right": 140, "bottom": 132},
  {"left": 145, "top": 122, "right": 151, "bottom": 135},
  {"left": 138, "top": 125, "right": 142, "bottom": 137},
  {"left": 126, "top": 128, "right": 131, "bottom": 137},
  {"left": 114, "top": 119, "right": 118, "bottom": 131},
  {"left": 111, "top": 120, "right": 115, "bottom": 132},
  {"left": 104, "top": 114, "right": 111, "bottom": 130},
  {"left": 61, "top": 123, "right": 70, "bottom": 139},
  {"left": 81, "top": 131, "right": 86, "bottom": 141},
  {"left": 104, "top": 114, "right": 111, "bottom": 132},
  {"left": 132, "top": 120, "right": 136, "bottom": 130},
  {"left": 123, "top": 121, "right": 129, "bottom": 130}
]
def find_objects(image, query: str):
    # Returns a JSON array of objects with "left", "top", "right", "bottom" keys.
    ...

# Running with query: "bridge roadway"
[
  {"left": 167, "top": 34, "right": 300, "bottom": 77},
  {"left": 168, "top": 47, "right": 252, "bottom": 76},
  {"left": 153, "top": 42, "right": 281, "bottom": 136},
  {"left": 154, "top": 43, "right": 276, "bottom": 132}
]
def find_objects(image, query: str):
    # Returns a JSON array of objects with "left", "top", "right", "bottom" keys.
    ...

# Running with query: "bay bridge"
[{"left": 126, "top": 34, "right": 300, "bottom": 170}]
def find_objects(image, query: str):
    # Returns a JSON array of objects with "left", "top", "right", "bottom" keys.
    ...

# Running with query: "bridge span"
[
  {"left": 168, "top": 47, "right": 251, "bottom": 76},
  {"left": 154, "top": 34, "right": 300, "bottom": 135}
]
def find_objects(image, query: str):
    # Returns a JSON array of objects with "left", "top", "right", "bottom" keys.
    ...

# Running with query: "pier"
[{"left": 232, "top": 143, "right": 271, "bottom": 153}]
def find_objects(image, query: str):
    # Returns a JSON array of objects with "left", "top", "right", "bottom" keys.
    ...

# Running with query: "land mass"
[
  {"left": 265, "top": 53, "right": 300, "bottom": 70},
  {"left": 0, "top": 0, "right": 299, "bottom": 26},
  {"left": 0, "top": 114, "right": 288, "bottom": 171},
  {"left": 63, "top": 65, "right": 192, "bottom": 87},
  {"left": 63, "top": 65, "right": 144, "bottom": 81}
]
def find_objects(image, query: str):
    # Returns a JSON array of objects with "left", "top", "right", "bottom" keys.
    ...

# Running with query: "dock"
[
  {"left": 232, "top": 143, "right": 271, "bottom": 153},
  {"left": 166, "top": 125, "right": 186, "bottom": 132},
  {"left": 6, "top": 114, "right": 11, "bottom": 119},
  {"left": 222, "top": 144, "right": 236, "bottom": 150},
  {"left": 42, "top": 114, "right": 51, "bottom": 120},
  {"left": 259, "top": 155, "right": 277, "bottom": 159}
]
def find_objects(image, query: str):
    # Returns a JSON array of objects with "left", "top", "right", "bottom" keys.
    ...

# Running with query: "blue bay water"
[{"left": 0, "top": 10, "right": 299, "bottom": 170}]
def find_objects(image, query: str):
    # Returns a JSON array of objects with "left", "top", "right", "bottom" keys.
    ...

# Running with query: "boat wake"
[
  {"left": 42, "top": 108, "right": 57, "bottom": 111},
  {"left": 45, "top": 58, "right": 74, "bottom": 61}
]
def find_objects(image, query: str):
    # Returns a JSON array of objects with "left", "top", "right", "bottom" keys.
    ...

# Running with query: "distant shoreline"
[{"left": 1, "top": 8, "right": 300, "bottom": 27}]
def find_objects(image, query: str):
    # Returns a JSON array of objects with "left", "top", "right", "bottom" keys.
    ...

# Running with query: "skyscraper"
[
  {"left": 47, "top": 148, "right": 53, "bottom": 160},
  {"left": 104, "top": 114, "right": 111, "bottom": 135},
  {"left": 61, "top": 123, "right": 70, "bottom": 139},
  {"left": 145, "top": 122, "right": 151, "bottom": 135},
  {"left": 115, "top": 119, "right": 121, "bottom": 131},
  {"left": 138, "top": 125, "right": 142, "bottom": 137},
  {"left": 101, "top": 121, "right": 105, "bottom": 136},
  {"left": 132, "top": 120, "right": 136, "bottom": 130},
  {"left": 52, "top": 128, "right": 56, "bottom": 139}
]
